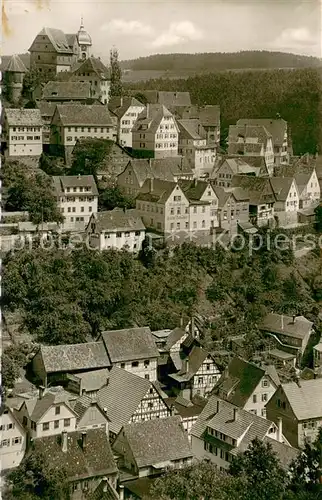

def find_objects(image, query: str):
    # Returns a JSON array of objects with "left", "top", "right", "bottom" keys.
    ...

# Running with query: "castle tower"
[
  {"left": 76, "top": 17, "right": 92, "bottom": 61},
  {"left": 4, "top": 54, "right": 28, "bottom": 103}
]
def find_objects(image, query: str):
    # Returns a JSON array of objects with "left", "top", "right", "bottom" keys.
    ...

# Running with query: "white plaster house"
[
  {"left": 50, "top": 104, "right": 117, "bottom": 149},
  {"left": 213, "top": 357, "right": 281, "bottom": 418},
  {"left": 52, "top": 174, "right": 98, "bottom": 226},
  {"left": 108, "top": 97, "right": 145, "bottom": 148},
  {"left": 99, "top": 327, "right": 160, "bottom": 382},
  {"left": 1, "top": 108, "right": 43, "bottom": 157},
  {"left": 295, "top": 169, "right": 320, "bottom": 209},
  {"left": 177, "top": 119, "right": 216, "bottom": 178},
  {"left": 270, "top": 177, "right": 300, "bottom": 227},
  {"left": 0, "top": 407, "right": 27, "bottom": 471},
  {"left": 71, "top": 56, "right": 111, "bottom": 104},
  {"left": 86, "top": 208, "right": 146, "bottom": 253},
  {"left": 132, "top": 104, "right": 179, "bottom": 159}
]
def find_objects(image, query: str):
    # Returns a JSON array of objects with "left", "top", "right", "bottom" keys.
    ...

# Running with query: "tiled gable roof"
[
  {"left": 270, "top": 177, "right": 296, "bottom": 202},
  {"left": 120, "top": 416, "right": 192, "bottom": 467},
  {"left": 71, "top": 395, "right": 109, "bottom": 424},
  {"left": 263, "top": 436, "right": 299, "bottom": 469},
  {"left": 108, "top": 97, "right": 145, "bottom": 118},
  {"left": 212, "top": 185, "right": 231, "bottom": 207},
  {"left": 259, "top": 313, "right": 313, "bottom": 339},
  {"left": 30, "top": 28, "right": 73, "bottom": 54},
  {"left": 230, "top": 175, "right": 275, "bottom": 205},
  {"left": 30, "top": 392, "right": 76, "bottom": 422},
  {"left": 89, "top": 479, "right": 119, "bottom": 500},
  {"left": 197, "top": 105, "right": 220, "bottom": 126},
  {"left": 42, "top": 81, "right": 91, "bottom": 100},
  {"left": 5, "top": 54, "right": 27, "bottom": 73},
  {"left": 165, "top": 327, "right": 187, "bottom": 351},
  {"left": 136, "top": 179, "right": 178, "bottom": 203},
  {"left": 66, "top": 33, "right": 77, "bottom": 48},
  {"left": 132, "top": 104, "right": 177, "bottom": 135},
  {"left": 5, "top": 108, "right": 42, "bottom": 126},
  {"left": 52, "top": 175, "right": 98, "bottom": 196},
  {"left": 54, "top": 104, "right": 115, "bottom": 126},
  {"left": 169, "top": 346, "right": 212, "bottom": 382},
  {"left": 281, "top": 379, "right": 322, "bottom": 420},
  {"left": 70, "top": 368, "right": 110, "bottom": 393},
  {"left": 73, "top": 56, "right": 110, "bottom": 79},
  {"left": 213, "top": 357, "right": 280, "bottom": 407},
  {"left": 158, "top": 91, "right": 191, "bottom": 108},
  {"left": 178, "top": 179, "right": 211, "bottom": 202},
  {"left": 89, "top": 208, "right": 145, "bottom": 233},
  {"left": 237, "top": 118, "right": 287, "bottom": 146},
  {"left": 101, "top": 327, "right": 159, "bottom": 363},
  {"left": 177, "top": 119, "right": 206, "bottom": 140},
  {"left": 121, "top": 157, "right": 192, "bottom": 188},
  {"left": 37, "top": 342, "right": 111, "bottom": 374},
  {"left": 97, "top": 366, "right": 151, "bottom": 434},
  {"left": 33, "top": 428, "right": 117, "bottom": 480},
  {"left": 36, "top": 101, "right": 57, "bottom": 118}
]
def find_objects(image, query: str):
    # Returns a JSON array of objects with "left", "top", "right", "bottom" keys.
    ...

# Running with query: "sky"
[{"left": 2, "top": 0, "right": 322, "bottom": 61}]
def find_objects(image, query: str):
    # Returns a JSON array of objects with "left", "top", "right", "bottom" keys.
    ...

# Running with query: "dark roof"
[
  {"left": 157, "top": 91, "right": 191, "bottom": 108},
  {"left": 71, "top": 395, "right": 109, "bottom": 424},
  {"left": 35, "top": 101, "right": 57, "bottom": 118},
  {"left": 89, "top": 479, "right": 119, "bottom": 500},
  {"left": 108, "top": 97, "right": 145, "bottom": 118},
  {"left": 281, "top": 379, "right": 322, "bottom": 420},
  {"left": 69, "top": 368, "right": 110, "bottom": 393},
  {"left": 136, "top": 179, "right": 177, "bottom": 203},
  {"left": 33, "top": 428, "right": 117, "bottom": 481},
  {"left": 30, "top": 28, "right": 73, "bottom": 54},
  {"left": 230, "top": 175, "right": 275, "bottom": 205},
  {"left": 66, "top": 33, "right": 77, "bottom": 48},
  {"left": 181, "top": 105, "right": 220, "bottom": 126},
  {"left": 120, "top": 157, "right": 192, "bottom": 187},
  {"left": 263, "top": 436, "right": 299, "bottom": 469},
  {"left": 42, "top": 81, "right": 91, "bottom": 100},
  {"left": 270, "top": 177, "right": 296, "bottom": 202},
  {"left": 37, "top": 342, "right": 111, "bottom": 374},
  {"left": 212, "top": 185, "right": 231, "bottom": 207},
  {"left": 30, "top": 391, "right": 77, "bottom": 422},
  {"left": 170, "top": 346, "right": 213, "bottom": 382},
  {"left": 120, "top": 416, "right": 192, "bottom": 467},
  {"left": 178, "top": 179, "right": 211, "bottom": 202},
  {"left": 5, "top": 54, "right": 27, "bottom": 73},
  {"left": 237, "top": 118, "right": 287, "bottom": 147},
  {"left": 164, "top": 327, "right": 187, "bottom": 351},
  {"left": 177, "top": 119, "right": 206, "bottom": 140},
  {"left": 73, "top": 56, "right": 110, "bottom": 79},
  {"left": 5, "top": 108, "right": 42, "bottom": 126},
  {"left": 132, "top": 104, "right": 177, "bottom": 134},
  {"left": 259, "top": 313, "right": 313, "bottom": 340},
  {"left": 165, "top": 395, "right": 206, "bottom": 418},
  {"left": 213, "top": 357, "right": 280, "bottom": 407},
  {"left": 101, "top": 327, "right": 159, "bottom": 363},
  {"left": 89, "top": 208, "right": 145, "bottom": 233},
  {"left": 54, "top": 104, "right": 115, "bottom": 126},
  {"left": 52, "top": 175, "right": 98, "bottom": 196},
  {"left": 97, "top": 366, "right": 151, "bottom": 434}
]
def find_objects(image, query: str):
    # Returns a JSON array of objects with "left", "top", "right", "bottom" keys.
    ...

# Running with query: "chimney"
[
  {"left": 150, "top": 177, "right": 154, "bottom": 192},
  {"left": 119, "top": 485, "right": 125, "bottom": 500},
  {"left": 180, "top": 314, "right": 184, "bottom": 328},
  {"left": 277, "top": 417, "right": 283, "bottom": 443},
  {"left": 38, "top": 385, "right": 45, "bottom": 400},
  {"left": 281, "top": 315, "right": 284, "bottom": 330},
  {"left": 62, "top": 431, "right": 68, "bottom": 452},
  {"left": 106, "top": 377, "right": 109, "bottom": 386},
  {"left": 170, "top": 404, "right": 175, "bottom": 416},
  {"left": 194, "top": 177, "right": 197, "bottom": 187},
  {"left": 102, "top": 477, "right": 108, "bottom": 493},
  {"left": 146, "top": 103, "right": 149, "bottom": 116},
  {"left": 77, "top": 173, "right": 81, "bottom": 180},
  {"left": 190, "top": 316, "right": 195, "bottom": 336},
  {"left": 120, "top": 96, "right": 123, "bottom": 107},
  {"left": 233, "top": 408, "right": 238, "bottom": 422},
  {"left": 292, "top": 315, "right": 296, "bottom": 324},
  {"left": 216, "top": 400, "right": 220, "bottom": 413},
  {"left": 81, "top": 431, "right": 87, "bottom": 450},
  {"left": 148, "top": 157, "right": 152, "bottom": 169},
  {"left": 185, "top": 358, "right": 189, "bottom": 374}
]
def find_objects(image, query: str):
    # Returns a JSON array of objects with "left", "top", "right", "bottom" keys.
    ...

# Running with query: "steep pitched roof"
[
  {"left": 30, "top": 392, "right": 77, "bottom": 422},
  {"left": 259, "top": 313, "right": 313, "bottom": 340},
  {"left": 42, "top": 81, "right": 91, "bottom": 100},
  {"left": 212, "top": 185, "right": 231, "bottom": 208},
  {"left": 281, "top": 379, "right": 322, "bottom": 420},
  {"left": 108, "top": 97, "right": 144, "bottom": 118},
  {"left": 89, "top": 479, "right": 119, "bottom": 500},
  {"left": 197, "top": 105, "right": 220, "bottom": 126},
  {"left": 97, "top": 367, "right": 151, "bottom": 434},
  {"left": 52, "top": 175, "right": 98, "bottom": 196},
  {"left": 213, "top": 357, "right": 280, "bottom": 407},
  {"left": 73, "top": 56, "right": 110, "bottom": 79},
  {"left": 70, "top": 395, "right": 109, "bottom": 424},
  {"left": 36, "top": 100, "right": 57, "bottom": 118},
  {"left": 54, "top": 104, "right": 115, "bottom": 126},
  {"left": 178, "top": 179, "right": 212, "bottom": 203},
  {"left": 66, "top": 33, "right": 77, "bottom": 48},
  {"left": 230, "top": 175, "right": 275, "bottom": 205},
  {"left": 169, "top": 346, "right": 213, "bottom": 382},
  {"left": 263, "top": 436, "right": 299, "bottom": 469},
  {"left": 177, "top": 119, "right": 206, "bottom": 140},
  {"left": 101, "top": 327, "right": 159, "bottom": 363},
  {"left": 5, "top": 54, "right": 27, "bottom": 73},
  {"left": 132, "top": 104, "right": 177, "bottom": 135},
  {"left": 33, "top": 428, "right": 117, "bottom": 481},
  {"left": 69, "top": 368, "right": 110, "bottom": 393},
  {"left": 164, "top": 327, "right": 187, "bottom": 351},
  {"left": 89, "top": 208, "right": 145, "bottom": 233},
  {"left": 120, "top": 416, "right": 192, "bottom": 467},
  {"left": 5, "top": 108, "right": 42, "bottom": 126},
  {"left": 237, "top": 118, "right": 287, "bottom": 146},
  {"left": 136, "top": 179, "right": 178, "bottom": 203},
  {"left": 30, "top": 28, "right": 73, "bottom": 54},
  {"left": 158, "top": 91, "right": 191, "bottom": 108},
  {"left": 270, "top": 177, "right": 296, "bottom": 202},
  {"left": 36, "top": 342, "right": 111, "bottom": 374},
  {"left": 121, "top": 157, "right": 192, "bottom": 187}
]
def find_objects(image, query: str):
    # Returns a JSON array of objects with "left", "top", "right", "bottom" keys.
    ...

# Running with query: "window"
[
  {"left": 262, "top": 379, "right": 269, "bottom": 388},
  {"left": 262, "top": 393, "right": 268, "bottom": 402},
  {"left": 64, "top": 419, "right": 70, "bottom": 427},
  {"left": 202, "top": 220, "right": 205, "bottom": 228},
  {"left": 81, "top": 206, "right": 84, "bottom": 212},
  {"left": 145, "top": 374, "right": 150, "bottom": 380},
  {"left": 252, "top": 394, "right": 257, "bottom": 403},
  {"left": 116, "top": 232, "right": 122, "bottom": 238},
  {"left": 43, "top": 422, "right": 50, "bottom": 431},
  {"left": 193, "top": 206, "right": 197, "bottom": 214},
  {"left": 261, "top": 409, "right": 266, "bottom": 417},
  {"left": 120, "top": 363, "right": 125, "bottom": 368},
  {"left": 55, "top": 406, "right": 60, "bottom": 415},
  {"left": 1, "top": 439, "right": 10, "bottom": 447},
  {"left": 177, "top": 208, "right": 181, "bottom": 215},
  {"left": 198, "top": 377, "right": 203, "bottom": 384},
  {"left": 7, "top": 423, "right": 14, "bottom": 430},
  {"left": 144, "top": 360, "right": 150, "bottom": 367},
  {"left": 132, "top": 361, "right": 139, "bottom": 367},
  {"left": 12, "top": 437, "right": 22, "bottom": 445},
  {"left": 88, "top": 127, "right": 91, "bottom": 132},
  {"left": 170, "top": 208, "right": 174, "bottom": 215},
  {"left": 176, "top": 222, "right": 180, "bottom": 230},
  {"left": 54, "top": 420, "right": 60, "bottom": 429},
  {"left": 202, "top": 206, "right": 206, "bottom": 213},
  {"left": 135, "top": 231, "right": 141, "bottom": 236}
]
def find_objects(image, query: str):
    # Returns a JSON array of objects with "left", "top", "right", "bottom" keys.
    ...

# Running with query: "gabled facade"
[
  {"left": 108, "top": 97, "right": 145, "bottom": 148},
  {"left": 213, "top": 157, "right": 265, "bottom": 188},
  {"left": 72, "top": 397, "right": 110, "bottom": 433},
  {"left": 270, "top": 177, "right": 300, "bottom": 227},
  {"left": 1, "top": 108, "right": 43, "bottom": 157},
  {"left": 180, "top": 105, "right": 221, "bottom": 145},
  {"left": 295, "top": 169, "right": 320, "bottom": 209},
  {"left": 71, "top": 56, "right": 110, "bottom": 104},
  {"left": 266, "top": 379, "right": 322, "bottom": 448},
  {"left": 86, "top": 208, "right": 146, "bottom": 252},
  {"left": 132, "top": 104, "right": 179, "bottom": 159},
  {"left": 28, "top": 27, "right": 75, "bottom": 75},
  {"left": 177, "top": 119, "right": 216, "bottom": 178},
  {"left": 213, "top": 186, "right": 250, "bottom": 235},
  {"left": 0, "top": 407, "right": 27, "bottom": 471}
]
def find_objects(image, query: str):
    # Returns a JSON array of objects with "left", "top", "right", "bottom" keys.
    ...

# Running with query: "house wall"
[
  {"left": 77, "top": 406, "right": 109, "bottom": 433},
  {"left": 274, "top": 132, "right": 289, "bottom": 166},
  {"left": 181, "top": 416, "right": 198, "bottom": 441},
  {"left": 33, "top": 404, "right": 77, "bottom": 439},
  {"left": 30, "top": 35, "right": 72, "bottom": 74},
  {"left": 5, "top": 123, "right": 43, "bottom": 157},
  {"left": 95, "top": 229, "right": 146, "bottom": 253},
  {"left": 219, "top": 196, "right": 249, "bottom": 235},
  {"left": 62, "top": 124, "right": 116, "bottom": 148},
  {"left": 57, "top": 186, "right": 98, "bottom": 225},
  {"left": 243, "top": 375, "right": 278, "bottom": 418},
  {"left": 119, "top": 105, "right": 145, "bottom": 147},
  {"left": 136, "top": 199, "right": 166, "bottom": 232},
  {"left": 31, "top": 350, "right": 47, "bottom": 385},
  {"left": 297, "top": 418, "right": 322, "bottom": 448},
  {"left": 266, "top": 387, "right": 299, "bottom": 447},
  {"left": 214, "top": 162, "right": 234, "bottom": 188},
  {"left": 71, "top": 473, "right": 117, "bottom": 500},
  {"left": 154, "top": 116, "right": 179, "bottom": 158},
  {"left": 191, "top": 435, "right": 232, "bottom": 471},
  {"left": 264, "top": 138, "right": 274, "bottom": 176},
  {"left": 117, "top": 165, "right": 142, "bottom": 198},
  {"left": 113, "top": 430, "right": 138, "bottom": 474},
  {"left": 200, "top": 186, "right": 219, "bottom": 228},
  {"left": 313, "top": 346, "right": 322, "bottom": 368},
  {"left": 71, "top": 72, "right": 110, "bottom": 104},
  {"left": 0, "top": 410, "right": 26, "bottom": 471},
  {"left": 300, "top": 170, "right": 320, "bottom": 209},
  {"left": 113, "top": 358, "right": 158, "bottom": 382},
  {"left": 194, "top": 146, "right": 216, "bottom": 178},
  {"left": 131, "top": 386, "right": 170, "bottom": 422},
  {"left": 164, "top": 185, "right": 189, "bottom": 233},
  {"left": 192, "top": 358, "right": 221, "bottom": 398}
]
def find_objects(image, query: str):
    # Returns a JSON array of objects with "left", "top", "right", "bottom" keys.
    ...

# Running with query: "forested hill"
[
  {"left": 126, "top": 68, "right": 322, "bottom": 156},
  {"left": 121, "top": 51, "right": 322, "bottom": 72}
]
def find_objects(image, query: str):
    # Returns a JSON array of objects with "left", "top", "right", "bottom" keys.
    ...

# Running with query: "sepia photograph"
[{"left": 0, "top": 0, "right": 322, "bottom": 498}]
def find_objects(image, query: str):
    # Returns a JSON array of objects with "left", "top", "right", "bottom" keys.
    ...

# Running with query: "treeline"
[
  {"left": 121, "top": 50, "right": 322, "bottom": 72},
  {"left": 127, "top": 68, "right": 322, "bottom": 155}
]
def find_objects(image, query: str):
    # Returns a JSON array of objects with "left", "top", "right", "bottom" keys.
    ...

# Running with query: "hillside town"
[{"left": 1, "top": 19, "right": 322, "bottom": 500}]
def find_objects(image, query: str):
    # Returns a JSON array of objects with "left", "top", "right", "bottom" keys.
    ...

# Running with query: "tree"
[
  {"left": 315, "top": 205, "right": 322, "bottom": 232},
  {"left": 21, "top": 68, "right": 52, "bottom": 100},
  {"left": 99, "top": 185, "right": 135, "bottom": 211},
  {"left": 2, "top": 353, "right": 20, "bottom": 389},
  {"left": 70, "top": 138, "right": 114, "bottom": 182},
  {"left": 289, "top": 427, "right": 322, "bottom": 493},
  {"left": 229, "top": 438, "right": 287, "bottom": 500},
  {"left": 2, "top": 71, "right": 14, "bottom": 103},
  {"left": 6, "top": 449, "right": 69, "bottom": 500},
  {"left": 109, "top": 47, "right": 123, "bottom": 98}
]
